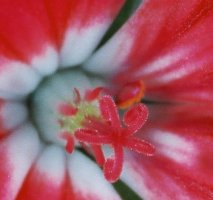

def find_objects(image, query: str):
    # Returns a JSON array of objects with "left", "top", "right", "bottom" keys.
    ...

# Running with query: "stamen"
[
  {"left": 57, "top": 87, "right": 103, "bottom": 154},
  {"left": 60, "top": 132, "right": 75, "bottom": 154},
  {"left": 57, "top": 103, "right": 78, "bottom": 116},
  {"left": 57, "top": 86, "right": 154, "bottom": 182},
  {"left": 99, "top": 95, "right": 121, "bottom": 128},
  {"left": 104, "top": 144, "right": 123, "bottom": 183},
  {"left": 91, "top": 145, "right": 105, "bottom": 166},
  {"left": 73, "top": 88, "right": 81, "bottom": 104},
  {"left": 75, "top": 95, "right": 155, "bottom": 182},
  {"left": 123, "top": 137, "right": 155, "bottom": 156},
  {"left": 75, "top": 128, "right": 111, "bottom": 144},
  {"left": 116, "top": 80, "right": 145, "bottom": 109},
  {"left": 85, "top": 87, "right": 104, "bottom": 101},
  {"left": 123, "top": 103, "right": 148, "bottom": 135}
]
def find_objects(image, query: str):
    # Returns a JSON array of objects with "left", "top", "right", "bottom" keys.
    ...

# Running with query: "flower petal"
[
  {"left": 67, "top": 150, "right": 121, "bottom": 200},
  {"left": 0, "top": 123, "right": 41, "bottom": 200},
  {"left": 0, "top": 0, "right": 59, "bottom": 75},
  {"left": 59, "top": 0, "right": 125, "bottom": 67},
  {"left": 121, "top": 104, "right": 213, "bottom": 200},
  {"left": 85, "top": 0, "right": 213, "bottom": 103},
  {"left": 16, "top": 145, "right": 66, "bottom": 200},
  {"left": 0, "top": 59, "right": 41, "bottom": 99},
  {"left": 0, "top": 100, "right": 27, "bottom": 137}
]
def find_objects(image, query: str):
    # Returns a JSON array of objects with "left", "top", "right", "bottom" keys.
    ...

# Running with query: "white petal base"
[
  {"left": 32, "top": 70, "right": 105, "bottom": 145},
  {"left": 0, "top": 59, "right": 41, "bottom": 99}
]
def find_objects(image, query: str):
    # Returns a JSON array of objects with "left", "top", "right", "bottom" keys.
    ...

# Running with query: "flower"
[{"left": 0, "top": 1, "right": 213, "bottom": 200}]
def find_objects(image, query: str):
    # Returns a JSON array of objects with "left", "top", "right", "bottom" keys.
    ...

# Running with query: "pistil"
[{"left": 57, "top": 85, "right": 155, "bottom": 183}]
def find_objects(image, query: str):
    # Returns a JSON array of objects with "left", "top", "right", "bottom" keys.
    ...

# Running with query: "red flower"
[{"left": 0, "top": 1, "right": 212, "bottom": 200}]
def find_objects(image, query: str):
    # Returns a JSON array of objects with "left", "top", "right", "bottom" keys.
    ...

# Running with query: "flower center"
[
  {"left": 30, "top": 69, "right": 105, "bottom": 146},
  {"left": 58, "top": 88, "right": 101, "bottom": 134},
  {"left": 30, "top": 69, "right": 155, "bottom": 183}
]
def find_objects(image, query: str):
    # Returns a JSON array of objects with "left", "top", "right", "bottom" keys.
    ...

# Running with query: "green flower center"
[
  {"left": 58, "top": 97, "right": 101, "bottom": 134},
  {"left": 29, "top": 69, "right": 105, "bottom": 145}
]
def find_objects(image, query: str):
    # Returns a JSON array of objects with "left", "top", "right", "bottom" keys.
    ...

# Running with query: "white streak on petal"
[
  {"left": 36, "top": 145, "right": 65, "bottom": 184},
  {"left": 0, "top": 102, "right": 28, "bottom": 130},
  {"left": 0, "top": 60, "right": 41, "bottom": 99},
  {"left": 155, "top": 67, "right": 193, "bottom": 84},
  {"left": 149, "top": 58, "right": 205, "bottom": 85},
  {"left": 122, "top": 157, "right": 191, "bottom": 200},
  {"left": 0, "top": 123, "right": 41, "bottom": 200},
  {"left": 137, "top": 49, "right": 188, "bottom": 76},
  {"left": 31, "top": 47, "right": 59, "bottom": 76},
  {"left": 122, "top": 164, "right": 152, "bottom": 200},
  {"left": 60, "top": 23, "right": 110, "bottom": 67},
  {"left": 84, "top": 31, "right": 133, "bottom": 75},
  {"left": 151, "top": 130, "right": 196, "bottom": 165},
  {"left": 68, "top": 151, "right": 121, "bottom": 200}
]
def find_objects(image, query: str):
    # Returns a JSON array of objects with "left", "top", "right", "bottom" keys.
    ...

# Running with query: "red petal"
[
  {"left": 16, "top": 146, "right": 66, "bottom": 200},
  {"left": 86, "top": 0, "right": 213, "bottom": 104},
  {"left": 0, "top": 1, "right": 125, "bottom": 98},
  {"left": 122, "top": 103, "right": 213, "bottom": 200},
  {"left": 99, "top": 95, "right": 121, "bottom": 128},
  {"left": 0, "top": 0, "right": 124, "bottom": 61},
  {"left": 0, "top": 125, "right": 41, "bottom": 200},
  {"left": 123, "top": 103, "right": 148, "bottom": 135},
  {"left": 67, "top": 151, "right": 121, "bottom": 200},
  {"left": 123, "top": 153, "right": 213, "bottom": 200},
  {"left": 0, "top": 0, "right": 56, "bottom": 62}
]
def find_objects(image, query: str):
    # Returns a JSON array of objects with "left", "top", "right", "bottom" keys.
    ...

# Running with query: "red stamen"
[
  {"left": 123, "top": 137, "right": 155, "bottom": 156},
  {"left": 123, "top": 103, "right": 148, "bottom": 135},
  {"left": 73, "top": 88, "right": 81, "bottom": 103},
  {"left": 83, "top": 117, "right": 113, "bottom": 135},
  {"left": 60, "top": 132, "right": 75, "bottom": 154},
  {"left": 104, "top": 144, "right": 123, "bottom": 183},
  {"left": 75, "top": 128, "right": 111, "bottom": 144},
  {"left": 84, "top": 87, "right": 104, "bottom": 101},
  {"left": 58, "top": 103, "right": 78, "bottom": 116},
  {"left": 75, "top": 95, "right": 155, "bottom": 182},
  {"left": 116, "top": 80, "right": 145, "bottom": 109},
  {"left": 99, "top": 95, "right": 121, "bottom": 128},
  {"left": 58, "top": 86, "right": 154, "bottom": 183},
  {"left": 91, "top": 144, "right": 105, "bottom": 167}
]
